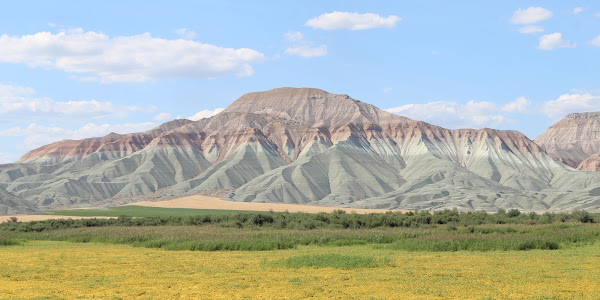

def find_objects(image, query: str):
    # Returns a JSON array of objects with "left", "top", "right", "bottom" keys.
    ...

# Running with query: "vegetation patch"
[
  {"left": 283, "top": 254, "right": 381, "bottom": 269},
  {"left": 388, "top": 238, "right": 560, "bottom": 251},
  {"left": 0, "top": 237, "right": 20, "bottom": 246},
  {"left": 1, "top": 209, "right": 599, "bottom": 252}
]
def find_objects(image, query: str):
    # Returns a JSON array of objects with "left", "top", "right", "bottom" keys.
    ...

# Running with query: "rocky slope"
[
  {"left": 534, "top": 112, "right": 600, "bottom": 171},
  {"left": 0, "top": 183, "right": 38, "bottom": 215},
  {"left": 2, "top": 87, "right": 600, "bottom": 214},
  {"left": 577, "top": 154, "right": 600, "bottom": 171}
]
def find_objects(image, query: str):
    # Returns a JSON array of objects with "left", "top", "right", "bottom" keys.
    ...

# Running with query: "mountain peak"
[
  {"left": 566, "top": 112, "right": 600, "bottom": 119},
  {"left": 223, "top": 87, "right": 405, "bottom": 126},
  {"left": 535, "top": 111, "right": 600, "bottom": 168}
]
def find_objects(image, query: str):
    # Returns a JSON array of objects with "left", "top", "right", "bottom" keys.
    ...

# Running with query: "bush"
[
  {"left": 571, "top": 211, "right": 594, "bottom": 223},
  {"left": 0, "top": 238, "right": 20, "bottom": 246},
  {"left": 507, "top": 209, "right": 521, "bottom": 217}
]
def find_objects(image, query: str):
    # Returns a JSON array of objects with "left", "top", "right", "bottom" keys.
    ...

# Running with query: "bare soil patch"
[{"left": 127, "top": 195, "right": 406, "bottom": 214}]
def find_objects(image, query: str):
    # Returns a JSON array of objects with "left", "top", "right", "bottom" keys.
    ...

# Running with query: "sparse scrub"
[{"left": 1, "top": 209, "right": 599, "bottom": 252}]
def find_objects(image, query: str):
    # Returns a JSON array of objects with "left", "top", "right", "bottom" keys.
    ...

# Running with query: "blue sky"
[{"left": 0, "top": 1, "right": 599, "bottom": 163}]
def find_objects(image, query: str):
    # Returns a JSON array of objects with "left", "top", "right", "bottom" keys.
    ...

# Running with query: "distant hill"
[
  {"left": 535, "top": 112, "right": 600, "bottom": 171},
  {"left": 2, "top": 87, "right": 600, "bottom": 214}
]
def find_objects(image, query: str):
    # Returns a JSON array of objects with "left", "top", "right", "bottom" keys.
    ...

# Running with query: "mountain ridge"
[{"left": 2, "top": 87, "right": 600, "bottom": 214}]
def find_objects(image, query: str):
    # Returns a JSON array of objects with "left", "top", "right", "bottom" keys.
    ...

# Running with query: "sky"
[{"left": 0, "top": 1, "right": 599, "bottom": 163}]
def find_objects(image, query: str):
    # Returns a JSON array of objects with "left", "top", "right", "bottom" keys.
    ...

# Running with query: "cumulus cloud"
[
  {"left": 518, "top": 25, "right": 544, "bottom": 34},
  {"left": 285, "top": 45, "right": 327, "bottom": 58},
  {"left": 306, "top": 12, "right": 401, "bottom": 30},
  {"left": 153, "top": 112, "right": 172, "bottom": 121},
  {"left": 284, "top": 31, "right": 304, "bottom": 42},
  {"left": 542, "top": 93, "right": 600, "bottom": 119},
  {"left": 386, "top": 100, "right": 511, "bottom": 129},
  {"left": 510, "top": 7, "right": 553, "bottom": 24},
  {"left": 538, "top": 33, "right": 575, "bottom": 50},
  {"left": 0, "top": 28, "right": 265, "bottom": 83},
  {"left": 187, "top": 108, "right": 224, "bottom": 121},
  {"left": 175, "top": 28, "right": 197, "bottom": 39},
  {"left": 590, "top": 35, "right": 600, "bottom": 47},
  {"left": 0, "top": 83, "right": 150, "bottom": 120},
  {"left": 573, "top": 7, "right": 584, "bottom": 14},
  {"left": 0, "top": 122, "right": 157, "bottom": 150},
  {"left": 502, "top": 97, "right": 531, "bottom": 113}
]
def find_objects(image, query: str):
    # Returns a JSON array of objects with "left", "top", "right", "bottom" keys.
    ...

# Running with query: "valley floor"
[
  {"left": 129, "top": 195, "right": 405, "bottom": 214},
  {"left": 0, "top": 195, "right": 405, "bottom": 222},
  {"left": 1, "top": 241, "right": 599, "bottom": 299}
]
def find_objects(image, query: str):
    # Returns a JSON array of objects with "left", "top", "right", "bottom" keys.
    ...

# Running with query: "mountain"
[
  {"left": 0, "top": 181, "right": 38, "bottom": 215},
  {"left": 2, "top": 87, "right": 600, "bottom": 214},
  {"left": 578, "top": 154, "right": 600, "bottom": 172},
  {"left": 534, "top": 112, "right": 600, "bottom": 171}
]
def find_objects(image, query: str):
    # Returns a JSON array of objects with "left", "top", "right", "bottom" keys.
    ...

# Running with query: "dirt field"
[
  {"left": 128, "top": 195, "right": 405, "bottom": 214},
  {"left": 1, "top": 195, "right": 404, "bottom": 222},
  {"left": 0, "top": 215, "right": 113, "bottom": 223}
]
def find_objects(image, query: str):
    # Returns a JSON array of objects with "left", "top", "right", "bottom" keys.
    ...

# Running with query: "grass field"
[
  {"left": 44, "top": 206, "right": 253, "bottom": 217},
  {"left": 3, "top": 209, "right": 600, "bottom": 298},
  {"left": 1, "top": 241, "right": 599, "bottom": 299}
]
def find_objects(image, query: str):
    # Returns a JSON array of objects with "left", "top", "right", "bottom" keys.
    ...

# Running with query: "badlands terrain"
[
  {"left": 1, "top": 87, "right": 600, "bottom": 214},
  {"left": 535, "top": 112, "right": 600, "bottom": 171}
]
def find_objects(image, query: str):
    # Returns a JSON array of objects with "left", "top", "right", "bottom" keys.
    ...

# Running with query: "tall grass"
[
  {"left": 0, "top": 237, "right": 21, "bottom": 246},
  {"left": 3, "top": 223, "right": 599, "bottom": 252},
  {"left": 2, "top": 209, "right": 599, "bottom": 252}
]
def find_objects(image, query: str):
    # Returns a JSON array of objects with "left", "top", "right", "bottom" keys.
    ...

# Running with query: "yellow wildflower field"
[{"left": 1, "top": 241, "right": 599, "bottom": 299}]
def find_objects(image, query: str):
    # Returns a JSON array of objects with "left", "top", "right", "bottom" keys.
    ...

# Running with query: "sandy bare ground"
[
  {"left": 0, "top": 215, "right": 114, "bottom": 223},
  {"left": 128, "top": 195, "right": 407, "bottom": 214}
]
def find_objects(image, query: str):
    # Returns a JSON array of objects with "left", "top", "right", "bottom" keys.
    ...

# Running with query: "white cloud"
[
  {"left": 518, "top": 25, "right": 544, "bottom": 34},
  {"left": 590, "top": 35, "right": 600, "bottom": 47},
  {"left": 386, "top": 100, "right": 511, "bottom": 129},
  {"left": 284, "top": 31, "right": 304, "bottom": 42},
  {"left": 596, "top": 12, "right": 600, "bottom": 18},
  {"left": 306, "top": 12, "right": 401, "bottom": 30},
  {"left": 542, "top": 93, "right": 600, "bottom": 119},
  {"left": 431, "top": 50, "right": 439, "bottom": 55},
  {"left": 0, "top": 122, "right": 157, "bottom": 150},
  {"left": 0, "top": 28, "right": 265, "bottom": 83},
  {"left": 175, "top": 28, "right": 197, "bottom": 39},
  {"left": 153, "top": 112, "right": 172, "bottom": 121},
  {"left": 573, "top": 7, "right": 584, "bottom": 14},
  {"left": 502, "top": 97, "right": 531, "bottom": 113},
  {"left": 538, "top": 33, "right": 575, "bottom": 50},
  {"left": 382, "top": 87, "right": 393, "bottom": 93},
  {"left": 0, "top": 84, "right": 35, "bottom": 96},
  {"left": 70, "top": 122, "right": 157, "bottom": 139},
  {"left": 285, "top": 45, "right": 327, "bottom": 58},
  {"left": 510, "top": 7, "right": 553, "bottom": 24},
  {"left": 0, "top": 152, "right": 21, "bottom": 164},
  {"left": 0, "top": 83, "right": 150, "bottom": 120},
  {"left": 187, "top": 108, "right": 224, "bottom": 121}
]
